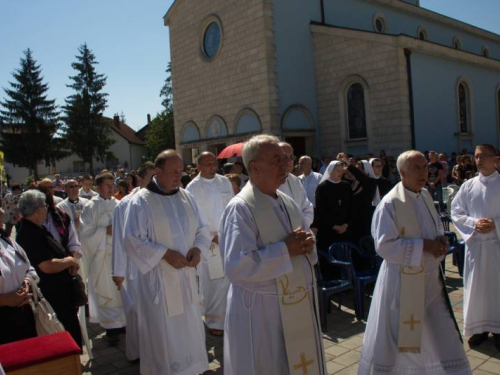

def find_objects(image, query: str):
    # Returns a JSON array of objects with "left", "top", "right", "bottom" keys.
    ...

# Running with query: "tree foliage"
[
  {"left": 61, "top": 43, "right": 114, "bottom": 174},
  {"left": 145, "top": 63, "right": 175, "bottom": 158},
  {"left": 0, "top": 49, "right": 63, "bottom": 179}
]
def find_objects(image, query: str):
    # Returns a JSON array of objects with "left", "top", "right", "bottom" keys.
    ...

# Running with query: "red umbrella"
[{"left": 217, "top": 142, "right": 244, "bottom": 159}]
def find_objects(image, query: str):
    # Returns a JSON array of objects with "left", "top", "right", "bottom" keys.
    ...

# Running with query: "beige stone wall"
[
  {"left": 166, "top": 0, "right": 279, "bottom": 154},
  {"left": 312, "top": 27, "right": 413, "bottom": 157}
]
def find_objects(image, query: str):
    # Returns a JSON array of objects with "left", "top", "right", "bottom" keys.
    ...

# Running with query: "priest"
[
  {"left": 358, "top": 150, "right": 470, "bottom": 375},
  {"left": 122, "top": 150, "right": 211, "bottom": 375},
  {"left": 451, "top": 144, "right": 500, "bottom": 350},
  {"left": 278, "top": 142, "right": 314, "bottom": 228},
  {"left": 111, "top": 161, "right": 155, "bottom": 361},
  {"left": 219, "top": 135, "right": 326, "bottom": 375},
  {"left": 186, "top": 152, "right": 233, "bottom": 337},
  {"left": 57, "top": 179, "right": 89, "bottom": 230},
  {"left": 80, "top": 172, "right": 125, "bottom": 341}
]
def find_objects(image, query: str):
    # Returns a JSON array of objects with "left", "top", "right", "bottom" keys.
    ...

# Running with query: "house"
[
  {"left": 5, "top": 116, "right": 147, "bottom": 183},
  {"left": 164, "top": 0, "right": 500, "bottom": 162}
]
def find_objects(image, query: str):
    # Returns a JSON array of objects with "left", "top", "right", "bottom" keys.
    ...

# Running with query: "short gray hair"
[
  {"left": 396, "top": 150, "right": 425, "bottom": 174},
  {"left": 242, "top": 134, "right": 280, "bottom": 171},
  {"left": 299, "top": 155, "right": 312, "bottom": 163},
  {"left": 19, "top": 190, "right": 46, "bottom": 217}
]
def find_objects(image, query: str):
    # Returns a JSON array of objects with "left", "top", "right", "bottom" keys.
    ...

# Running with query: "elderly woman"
[
  {"left": 16, "top": 190, "right": 82, "bottom": 347},
  {"left": 0, "top": 207, "right": 38, "bottom": 345}
]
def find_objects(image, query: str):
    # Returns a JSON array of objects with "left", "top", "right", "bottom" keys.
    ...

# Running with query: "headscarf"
[
  {"left": 319, "top": 160, "right": 343, "bottom": 185},
  {"left": 361, "top": 159, "right": 381, "bottom": 206}
]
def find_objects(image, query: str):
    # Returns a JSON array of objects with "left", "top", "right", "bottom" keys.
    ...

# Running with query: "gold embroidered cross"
[
  {"left": 403, "top": 314, "right": 421, "bottom": 331},
  {"left": 293, "top": 352, "right": 314, "bottom": 375}
]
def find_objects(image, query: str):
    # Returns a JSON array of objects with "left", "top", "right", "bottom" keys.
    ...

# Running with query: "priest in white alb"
[
  {"left": 186, "top": 152, "right": 233, "bottom": 336},
  {"left": 219, "top": 135, "right": 326, "bottom": 375},
  {"left": 80, "top": 172, "right": 125, "bottom": 341},
  {"left": 278, "top": 142, "right": 314, "bottom": 228},
  {"left": 122, "top": 150, "right": 211, "bottom": 375},
  {"left": 111, "top": 161, "right": 155, "bottom": 361},
  {"left": 451, "top": 144, "right": 500, "bottom": 350},
  {"left": 358, "top": 150, "right": 470, "bottom": 375}
]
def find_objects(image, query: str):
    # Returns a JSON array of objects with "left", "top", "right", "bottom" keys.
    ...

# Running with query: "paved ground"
[{"left": 81, "top": 256, "right": 500, "bottom": 374}]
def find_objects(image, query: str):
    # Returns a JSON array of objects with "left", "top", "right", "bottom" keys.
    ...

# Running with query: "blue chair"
[
  {"left": 358, "top": 235, "right": 383, "bottom": 270},
  {"left": 443, "top": 231, "right": 464, "bottom": 277},
  {"left": 314, "top": 257, "right": 354, "bottom": 333},
  {"left": 327, "top": 242, "right": 379, "bottom": 320}
]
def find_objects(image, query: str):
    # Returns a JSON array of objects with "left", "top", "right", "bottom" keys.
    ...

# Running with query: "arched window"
[
  {"left": 417, "top": 26, "right": 428, "bottom": 41},
  {"left": 482, "top": 46, "right": 491, "bottom": 58},
  {"left": 347, "top": 83, "right": 367, "bottom": 139},
  {"left": 453, "top": 37, "right": 462, "bottom": 50},
  {"left": 458, "top": 82, "right": 470, "bottom": 134}
]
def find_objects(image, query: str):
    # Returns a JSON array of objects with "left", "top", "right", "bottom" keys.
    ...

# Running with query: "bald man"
[
  {"left": 38, "top": 178, "right": 63, "bottom": 205},
  {"left": 57, "top": 180, "right": 89, "bottom": 230},
  {"left": 186, "top": 152, "right": 234, "bottom": 336},
  {"left": 298, "top": 156, "right": 322, "bottom": 207},
  {"left": 277, "top": 143, "right": 314, "bottom": 228},
  {"left": 122, "top": 150, "right": 211, "bottom": 375}
]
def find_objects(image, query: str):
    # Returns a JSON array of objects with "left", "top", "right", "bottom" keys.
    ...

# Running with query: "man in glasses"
[
  {"left": 277, "top": 142, "right": 314, "bottom": 228},
  {"left": 57, "top": 180, "right": 89, "bottom": 230},
  {"left": 452, "top": 144, "right": 500, "bottom": 350}
]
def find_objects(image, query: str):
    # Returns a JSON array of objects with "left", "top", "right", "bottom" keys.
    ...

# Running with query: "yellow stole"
[
  {"left": 239, "top": 183, "right": 324, "bottom": 375},
  {"left": 139, "top": 188, "right": 198, "bottom": 317},
  {"left": 388, "top": 182, "right": 437, "bottom": 353}
]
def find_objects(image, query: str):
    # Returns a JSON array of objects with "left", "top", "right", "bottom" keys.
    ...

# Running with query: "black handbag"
[{"left": 70, "top": 274, "right": 88, "bottom": 307}]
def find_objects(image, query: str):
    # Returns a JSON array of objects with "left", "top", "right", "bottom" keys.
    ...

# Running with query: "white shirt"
[{"left": 299, "top": 171, "right": 322, "bottom": 206}]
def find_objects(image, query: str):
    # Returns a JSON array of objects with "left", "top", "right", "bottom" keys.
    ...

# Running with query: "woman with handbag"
[
  {"left": 17, "top": 190, "right": 82, "bottom": 348},
  {"left": 0, "top": 207, "right": 38, "bottom": 345}
]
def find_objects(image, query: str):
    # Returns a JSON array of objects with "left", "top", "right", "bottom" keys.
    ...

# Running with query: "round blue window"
[{"left": 203, "top": 22, "right": 221, "bottom": 59}]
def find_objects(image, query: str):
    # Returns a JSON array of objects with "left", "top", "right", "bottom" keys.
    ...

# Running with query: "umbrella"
[{"left": 217, "top": 142, "right": 244, "bottom": 159}]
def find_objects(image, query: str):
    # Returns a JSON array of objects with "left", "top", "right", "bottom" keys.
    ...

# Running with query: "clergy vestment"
[
  {"left": 186, "top": 174, "right": 233, "bottom": 330},
  {"left": 122, "top": 178, "right": 211, "bottom": 375},
  {"left": 112, "top": 186, "right": 141, "bottom": 360},
  {"left": 359, "top": 183, "right": 470, "bottom": 375},
  {"left": 299, "top": 171, "right": 322, "bottom": 207},
  {"left": 219, "top": 182, "right": 326, "bottom": 375},
  {"left": 80, "top": 195, "right": 125, "bottom": 329},
  {"left": 278, "top": 173, "right": 314, "bottom": 228},
  {"left": 451, "top": 171, "right": 500, "bottom": 337},
  {"left": 57, "top": 197, "right": 89, "bottom": 226}
]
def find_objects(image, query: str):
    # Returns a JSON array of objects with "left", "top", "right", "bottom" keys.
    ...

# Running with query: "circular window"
[
  {"left": 203, "top": 21, "right": 221, "bottom": 59},
  {"left": 372, "top": 14, "right": 386, "bottom": 33}
]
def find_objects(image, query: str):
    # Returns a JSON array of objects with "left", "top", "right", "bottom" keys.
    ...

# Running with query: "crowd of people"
[{"left": 0, "top": 137, "right": 499, "bottom": 375}]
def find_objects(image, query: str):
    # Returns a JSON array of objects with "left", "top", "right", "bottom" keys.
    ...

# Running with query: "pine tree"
[
  {"left": 0, "top": 49, "right": 62, "bottom": 180},
  {"left": 145, "top": 63, "right": 176, "bottom": 158},
  {"left": 62, "top": 43, "right": 114, "bottom": 174}
]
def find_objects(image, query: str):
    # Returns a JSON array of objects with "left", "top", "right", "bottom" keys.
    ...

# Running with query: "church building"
[{"left": 164, "top": 0, "right": 500, "bottom": 162}]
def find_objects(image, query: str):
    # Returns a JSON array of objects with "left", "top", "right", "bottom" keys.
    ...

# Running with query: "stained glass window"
[
  {"left": 459, "top": 83, "right": 469, "bottom": 134},
  {"left": 347, "top": 83, "right": 367, "bottom": 139},
  {"left": 203, "top": 22, "right": 221, "bottom": 59}
]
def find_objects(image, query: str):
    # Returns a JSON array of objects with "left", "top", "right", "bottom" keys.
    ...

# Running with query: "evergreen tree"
[
  {"left": 145, "top": 63, "right": 175, "bottom": 158},
  {"left": 62, "top": 43, "right": 114, "bottom": 174},
  {"left": 0, "top": 49, "right": 62, "bottom": 180}
]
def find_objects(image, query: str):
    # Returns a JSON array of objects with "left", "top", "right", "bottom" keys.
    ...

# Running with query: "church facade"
[{"left": 164, "top": 0, "right": 500, "bottom": 163}]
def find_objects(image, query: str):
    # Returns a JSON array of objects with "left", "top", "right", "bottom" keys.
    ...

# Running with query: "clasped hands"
[
  {"left": 164, "top": 248, "right": 201, "bottom": 269},
  {"left": 424, "top": 236, "right": 449, "bottom": 259},
  {"left": 285, "top": 228, "right": 315, "bottom": 257},
  {"left": 476, "top": 218, "right": 495, "bottom": 234},
  {"left": 3, "top": 278, "right": 32, "bottom": 308}
]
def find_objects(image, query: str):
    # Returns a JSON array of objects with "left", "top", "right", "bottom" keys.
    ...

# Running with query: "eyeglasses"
[
  {"left": 284, "top": 155, "right": 296, "bottom": 162},
  {"left": 474, "top": 154, "right": 496, "bottom": 160}
]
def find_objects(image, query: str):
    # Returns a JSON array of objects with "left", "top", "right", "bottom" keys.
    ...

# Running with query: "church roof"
[{"left": 103, "top": 117, "right": 145, "bottom": 146}]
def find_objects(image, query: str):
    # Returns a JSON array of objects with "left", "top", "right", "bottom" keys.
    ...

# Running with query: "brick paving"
[{"left": 82, "top": 256, "right": 500, "bottom": 374}]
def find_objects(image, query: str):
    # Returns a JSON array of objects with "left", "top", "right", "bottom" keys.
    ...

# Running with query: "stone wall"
[
  {"left": 312, "top": 26, "right": 413, "bottom": 157},
  {"left": 166, "top": 0, "right": 280, "bottom": 153}
]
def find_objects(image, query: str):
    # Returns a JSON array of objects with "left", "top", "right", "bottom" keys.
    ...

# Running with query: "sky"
[{"left": 1, "top": 0, "right": 499, "bottom": 131}]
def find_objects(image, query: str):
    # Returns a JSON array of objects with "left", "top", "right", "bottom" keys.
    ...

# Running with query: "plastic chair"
[
  {"left": 442, "top": 231, "right": 464, "bottom": 277},
  {"left": 314, "top": 257, "right": 354, "bottom": 333},
  {"left": 358, "top": 235, "right": 383, "bottom": 270},
  {"left": 328, "top": 242, "right": 379, "bottom": 320}
]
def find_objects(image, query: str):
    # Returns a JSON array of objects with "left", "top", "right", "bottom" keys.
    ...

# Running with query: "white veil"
[{"left": 319, "top": 160, "right": 343, "bottom": 185}]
